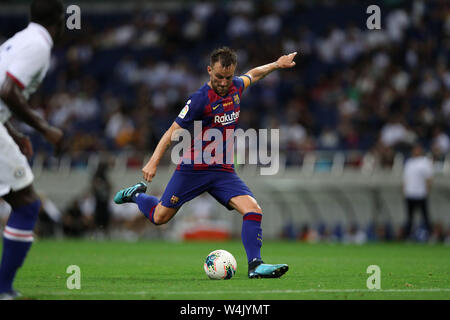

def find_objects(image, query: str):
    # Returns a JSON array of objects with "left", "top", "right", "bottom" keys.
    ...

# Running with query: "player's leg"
[
  {"left": 113, "top": 181, "right": 174, "bottom": 224},
  {"left": 209, "top": 172, "right": 288, "bottom": 278},
  {"left": 0, "top": 185, "right": 41, "bottom": 298},
  {"left": 419, "top": 198, "right": 431, "bottom": 237},
  {"left": 404, "top": 198, "right": 414, "bottom": 240},
  {"left": 228, "top": 195, "right": 263, "bottom": 262},
  {"left": 113, "top": 170, "right": 210, "bottom": 225},
  {"left": 113, "top": 181, "right": 159, "bottom": 219},
  {"left": 228, "top": 195, "right": 288, "bottom": 279},
  {"left": 151, "top": 170, "right": 212, "bottom": 225},
  {"left": 0, "top": 125, "right": 39, "bottom": 298}
]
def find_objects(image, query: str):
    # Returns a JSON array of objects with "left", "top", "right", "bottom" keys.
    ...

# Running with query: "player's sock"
[
  {"left": 0, "top": 200, "right": 40, "bottom": 293},
  {"left": 134, "top": 193, "right": 159, "bottom": 224},
  {"left": 241, "top": 212, "right": 263, "bottom": 264}
]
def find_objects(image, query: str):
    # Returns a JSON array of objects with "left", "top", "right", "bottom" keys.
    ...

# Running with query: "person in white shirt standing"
[
  {"left": 402, "top": 143, "right": 433, "bottom": 240},
  {"left": 0, "top": 0, "right": 65, "bottom": 299}
]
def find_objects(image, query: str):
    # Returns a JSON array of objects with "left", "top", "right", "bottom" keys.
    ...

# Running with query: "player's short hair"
[
  {"left": 30, "top": 0, "right": 64, "bottom": 27},
  {"left": 210, "top": 47, "right": 237, "bottom": 68}
]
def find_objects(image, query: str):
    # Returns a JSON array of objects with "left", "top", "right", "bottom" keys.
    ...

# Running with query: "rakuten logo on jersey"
[{"left": 214, "top": 111, "right": 240, "bottom": 125}]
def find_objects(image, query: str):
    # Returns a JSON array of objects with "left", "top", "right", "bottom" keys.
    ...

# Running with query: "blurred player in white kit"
[{"left": 0, "top": 0, "right": 65, "bottom": 299}]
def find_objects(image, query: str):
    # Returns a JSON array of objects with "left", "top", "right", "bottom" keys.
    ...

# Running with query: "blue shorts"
[{"left": 160, "top": 170, "right": 254, "bottom": 210}]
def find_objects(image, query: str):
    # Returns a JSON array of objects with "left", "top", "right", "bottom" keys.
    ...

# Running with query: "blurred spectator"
[
  {"left": 62, "top": 194, "right": 94, "bottom": 237},
  {"left": 91, "top": 160, "right": 112, "bottom": 236},
  {"left": 402, "top": 143, "right": 433, "bottom": 240},
  {"left": 386, "top": 7, "right": 410, "bottom": 43},
  {"left": 318, "top": 127, "right": 339, "bottom": 150},
  {"left": 35, "top": 194, "right": 62, "bottom": 238},
  {"left": 105, "top": 105, "right": 136, "bottom": 148},
  {"left": 109, "top": 201, "right": 148, "bottom": 240},
  {"left": 380, "top": 115, "right": 415, "bottom": 149},
  {"left": 431, "top": 126, "right": 450, "bottom": 160}
]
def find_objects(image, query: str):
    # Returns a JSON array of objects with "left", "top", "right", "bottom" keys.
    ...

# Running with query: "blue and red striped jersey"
[{"left": 174, "top": 76, "right": 245, "bottom": 172}]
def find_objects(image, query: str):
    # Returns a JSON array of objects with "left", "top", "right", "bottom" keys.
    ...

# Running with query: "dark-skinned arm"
[{"left": 0, "top": 75, "right": 63, "bottom": 146}]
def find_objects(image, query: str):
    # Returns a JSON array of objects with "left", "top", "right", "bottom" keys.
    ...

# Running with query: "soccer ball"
[{"left": 203, "top": 249, "right": 237, "bottom": 280}]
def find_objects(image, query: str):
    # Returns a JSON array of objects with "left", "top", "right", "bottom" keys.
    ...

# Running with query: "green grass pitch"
[{"left": 7, "top": 239, "right": 450, "bottom": 300}]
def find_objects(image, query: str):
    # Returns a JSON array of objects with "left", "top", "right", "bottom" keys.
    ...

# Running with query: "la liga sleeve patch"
[{"left": 178, "top": 99, "right": 191, "bottom": 119}]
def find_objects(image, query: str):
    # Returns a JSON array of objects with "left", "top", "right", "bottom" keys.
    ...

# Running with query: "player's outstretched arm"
[
  {"left": 142, "top": 121, "right": 183, "bottom": 182},
  {"left": 0, "top": 76, "right": 63, "bottom": 146},
  {"left": 240, "top": 52, "right": 297, "bottom": 88}
]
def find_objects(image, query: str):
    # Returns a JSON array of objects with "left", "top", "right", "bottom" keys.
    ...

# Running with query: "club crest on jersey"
[
  {"left": 233, "top": 94, "right": 240, "bottom": 105},
  {"left": 214, "top": 111, "right": 240, "bottom": 126},
  {"left": 14, "top": 167, "right": 25, "bottom": 179},
  {"left": 170, "top": 195, "right": 179, "bottom": 205}
]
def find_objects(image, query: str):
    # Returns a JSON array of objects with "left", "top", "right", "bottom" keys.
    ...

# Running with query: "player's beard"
[{"left": 213, "top": 82, "right": 229, "bottom": 96}]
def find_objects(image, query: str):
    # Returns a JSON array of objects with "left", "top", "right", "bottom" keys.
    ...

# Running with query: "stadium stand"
[{"left": 0, "top": 0, "right": 448, "bottom": 168}]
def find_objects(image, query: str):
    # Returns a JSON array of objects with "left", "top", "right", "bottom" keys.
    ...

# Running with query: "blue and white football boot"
[
  {"left": 248, "top": 259, "right": 289, "bottom": 279},
  {"left": 113, "top": 182, "right": 147, "bottom": 204}
]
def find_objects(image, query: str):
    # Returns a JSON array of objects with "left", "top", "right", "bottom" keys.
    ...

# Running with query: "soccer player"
[
  {"left": 114, "top": 47, "right": 297, "bottom": 278},
  {"left": 0, "top": 0, "right": 65, "bottom": 299}
]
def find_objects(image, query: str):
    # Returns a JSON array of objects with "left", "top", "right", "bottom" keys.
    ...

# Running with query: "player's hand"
[
  {"left": 4, "top": 121, "right": 33, "bottom": 159},
  {"left": 142, "top": 161, "right": 157, "bottom": 182},
  {"left": 276, "top": 52, "right": 297, "bottom": 69},
  {"left": 44, "top": 125, "right": 63, "bottom": 146}
]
